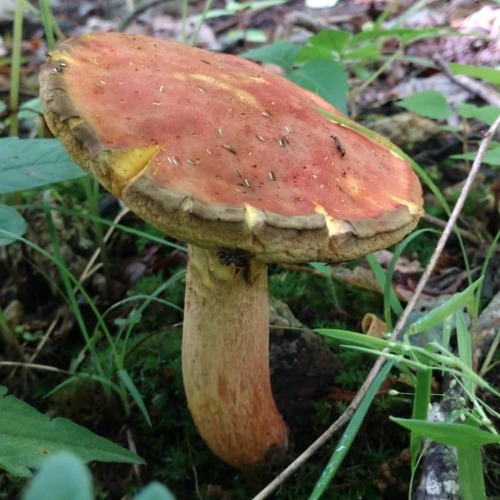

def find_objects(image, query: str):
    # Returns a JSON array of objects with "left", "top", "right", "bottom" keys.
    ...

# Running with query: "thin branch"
[
  {"left": 252, "top": 112, "right": 500, "bottom": 500},
  {"left": 434, "top": 55, "right": 500, "bottom": 107}
]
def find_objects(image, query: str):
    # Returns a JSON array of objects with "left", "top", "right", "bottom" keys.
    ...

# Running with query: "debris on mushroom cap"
[{"left": 40, "top": 32, "right": 424, "bottom": 263}]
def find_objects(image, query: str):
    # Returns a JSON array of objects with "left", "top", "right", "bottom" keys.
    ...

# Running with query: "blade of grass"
[
  {"left": 365, "top": 253, "right": 402, "bottom": 326},
  {"left": 456, "top": 311, "right": 473, "bottom": 395},
  {"left": 308, "top": 360, "right": 394, "bottom": 499},
  {"left": 410, "top": 368, "right": 432, "bottom": 470},
  {"left": 406, "top": 278, "right": 483, "bottom": 336},
  {"left": 117, "top": 369, "right": 152, "bottom": 427},
  {"left": 383, "top": 228, "right": 439, "bottom": 330},
  {"left": 457, "top": 446, "right": 486, "bottom": 500},
  {"left": 9, "top": 0, "right": 24, "bottom": 136}
]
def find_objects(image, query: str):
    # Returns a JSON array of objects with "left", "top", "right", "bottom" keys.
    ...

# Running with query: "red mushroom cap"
[{"left": 40, "top": 32, "right": 423, "bottom": 262}]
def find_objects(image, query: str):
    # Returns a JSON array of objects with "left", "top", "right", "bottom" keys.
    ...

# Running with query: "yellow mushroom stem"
[{"left": 182, "top": 245, "right": 287, "bottom": 467}]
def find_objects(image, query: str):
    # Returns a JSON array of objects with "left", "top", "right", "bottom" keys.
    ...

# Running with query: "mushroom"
[{"left": 39, "top": 33, "right": 424, "bottom": 469}]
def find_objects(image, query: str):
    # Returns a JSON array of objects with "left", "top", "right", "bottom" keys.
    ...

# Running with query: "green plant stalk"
[
  {"left": 410, "top": 368, "right": 432, "bottom": 470},
  {"left": 81, "top": 177, "right": 111, "bottom": 292},
  {"left": 9, "top": 0, "right": 24, "bottom": 137},
  {"left": 0, "top": 307, "right": 15, "bottom": 343},
  {"left": 350, "top": 46, "right": 404, "bottom": 115},
  {"left": 39, "top": 0, "right": 56, "bottom": 50},
  {"left": 17, "top": 203, "right": 187, "bottom": 252},
  {"left": 383, "top": 229, "right": 439, "bottom": 330},
  {"left": 181, "top": 0, "right": 189, "bottom": 43},
  {"left": 308, "top": 360, "right": 394, "bottom": 499},
  {"left": 120, "top": 271, "right": 186, "bottom": 366},
  {"left": 41, "top": 193, "right": 116, "bottom": 368},
  {"left": 189, "top": 0, "right": 214, "bottom": 46}
]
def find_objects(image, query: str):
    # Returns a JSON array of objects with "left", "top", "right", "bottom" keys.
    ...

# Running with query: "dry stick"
[
  {"left": 253, "top": 112, "right": 500, "bottom": 500},
  {"left": 434, "top": 55, "right": 500, "bottom": 107}
]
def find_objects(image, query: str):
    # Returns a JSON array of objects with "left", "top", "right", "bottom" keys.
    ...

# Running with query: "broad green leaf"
[
  {"left": 23, "top": 452, "right": 93, "bottom": 500},
  {"left": 0, "top": 138, "right": 86, "bottom": 194},
  {"left": 451, "top": 146, "right": 500, "bottom": 166},
  {"left": 0, "top": 101, "right": 6, "bottom": 114},
  {"left": 398, "top": 91, "right": 451, "bottom": 120},
  {"left": 287, "top": 59, "right": 348, "bottom": 113},
  {"left": 450, "top": 63, "right": 500, "bottom": 86},
  {"left": 0, "top": 205, "right": 27, "bottom": 246},
  {"left": 296, "top": 45, "right": 337, "bottom": 64},
  {"left": 390, "top": 418, "right": 500, "bottom": 447},
  {"left": 0, "top": 386, "right": 144, "bottom": 477},
  {"left": 307, "top": 29, "right": 351, "bottom": 53},
  {"left": 135, "top": 483, "right": 176, "bottom": 500},
  {"left": 19, "top": 97, "right": 42, "bottom": 120},
  {"left": 456, "top": 103, "right": 500, "bottom": 126},
  {"left": 242, "top": 43, "right": 300, "bottom": 72},
  {"left": 457, "top": 446, "right": 486, "bottom": 500},
  {"left": 344, "top": 43, "right": 381, "bottom": 62}
]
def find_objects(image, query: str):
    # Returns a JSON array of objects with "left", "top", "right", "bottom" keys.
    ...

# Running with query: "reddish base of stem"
[{"left": 182, "top": 245, "right": 288, "bottom": 468}]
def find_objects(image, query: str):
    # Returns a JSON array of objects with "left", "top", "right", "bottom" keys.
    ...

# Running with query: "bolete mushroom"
[{"left": 39, "top": 33, "right": 423, "bottom": 469}]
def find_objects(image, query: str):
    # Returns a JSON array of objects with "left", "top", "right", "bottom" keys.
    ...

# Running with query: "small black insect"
[
  {"left": 218, "top": 248, "right": 253, "bottom": 268},
  {"left": 331, "top": 135, "right": 346, "bottom": 157}
]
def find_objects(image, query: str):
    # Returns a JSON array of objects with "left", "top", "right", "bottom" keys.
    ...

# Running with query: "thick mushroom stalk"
[
  {"left": 39, "top": 33, "right": 424, "bottom": 468},
  {"left": 183, "top": 246, "right": 286, "bottom": 466}
]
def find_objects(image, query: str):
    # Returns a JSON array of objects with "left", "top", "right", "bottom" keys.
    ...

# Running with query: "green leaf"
[
  {"left": 343, "top": 43, "right": 381, "bottom": 62},
  {"left": 117, "top": 369, "right": 152, "bottom": 427},
  {"left": 390, "top": 418, "right": 500, "bottom": 447},
  {"left": 19, "top": 97, "right": 43, "bottom": 120},
  {"left": 457, "top": 446, "right": 486, "bottom": 500},
  {"left": 295, "top": 45, "right": 337, "bottom": 64},
  {"left": 456, "top": 311, "right": 473, "bottom": 394},
  {"left": 410, "top": 369, "right": 432, "bottom": 470},
  {"left": 309, "top": 361, "right": 394, "bottom": 499},
  {"left": 450, "top": 63, "right": 500, "bottom": 86},
  {"left": 398, "top": 91, "right": 451, "bottom": 120},
  {"left": 456, "top": 103, "right": 500, "bottom": 126},
  {"left": 307, "top": 29, "right": 351, "bottom": 53},
  {"left": 23, "top": 452, "right": 93, "bottom": 500},
  {"left": 287, "top": 59, "right": 349, "bottom": 113},
  {"left": 0, "top": 386, "right": 144, "bottom": 477},
  {"left": 135, "top": 483, "right": 176, "bottom": 500},
  {"left": 242, "top": 43, "right": 300, "bottom": 72},
  {"left": 406, "top": 278, "right": 482, "bottom": 336},
  {"left": 0, "top": 205, "right": 27, "bottom": 246},
  {"left": 451, "top": 146, "right": 500, "bottom": 166},
  {"left": 0, "top": 138, "right": 86, "bottom": 195}
]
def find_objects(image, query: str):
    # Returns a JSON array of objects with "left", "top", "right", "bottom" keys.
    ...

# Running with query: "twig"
[
  {"left": 434, "top": 55, "right": 500, "bottom": 107},
  {"left": 423, "top": 213, "right": 482, "bottom": 246},
  {"left": 252, "top": 112, "right": 500, "bottom": 500}
]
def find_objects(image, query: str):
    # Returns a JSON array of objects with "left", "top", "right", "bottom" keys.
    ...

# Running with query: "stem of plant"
[
  {"left": 252, "top": 112, "right": 500, "bottom": 500},
  {"left": 9, "top": 0, "right": 24, "bottom": 137}
]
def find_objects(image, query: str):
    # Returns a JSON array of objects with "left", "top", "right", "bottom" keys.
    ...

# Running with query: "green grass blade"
[
  {"left": 410, "top": 368, "right": 432, "bottom": 470},
  {"left": 391, "top": 418, "right": 500, "bottom": 447},
  {"left": 365, "top": 253, "right": 402, "bottom": 329},
  {"left": 457, "top": 446, "right": 486, "bottom": 500},
  {"left": 406, "top": 278, "right": 483, "bottom": 336},
  {"left": 456, "top": 311, "right": 473, "bottom": 395},
  {"left": 117, "top": 370, "right": 152, "bottom": 427},
  {"left": 308, "top": 361, "right": 394, "bottom": 499}
]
